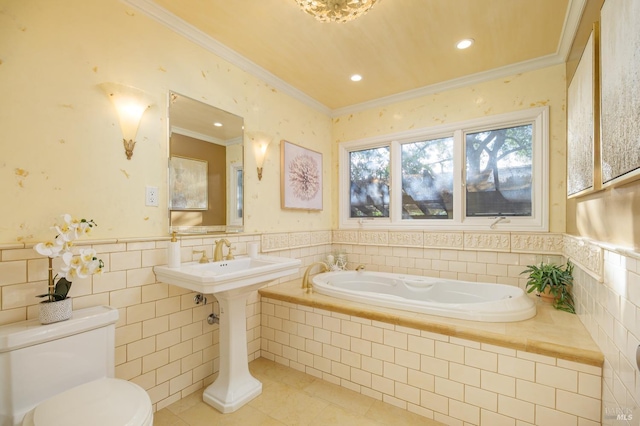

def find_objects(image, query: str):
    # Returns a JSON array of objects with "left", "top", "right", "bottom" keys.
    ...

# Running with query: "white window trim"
[{"left": 339, "top": 106, "right": 549, "bottom": 232}]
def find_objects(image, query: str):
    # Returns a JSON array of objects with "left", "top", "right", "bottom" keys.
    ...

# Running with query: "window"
[
  {"left": 339, "top": 107, "right": 548, "bottom": 231},
  {"left": 465, "top": 124, "right": 532, "bottom": 217},
  {"left": 401, "top": 137, "right": 454, "bottom": 219},
  {"left": 349, "top": 147, "right": 390, "bottom": 217}
]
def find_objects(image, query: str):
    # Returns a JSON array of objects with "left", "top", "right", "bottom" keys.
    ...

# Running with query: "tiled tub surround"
[{"left": 260, "top": 282, "right": 603, "bottom": 426}]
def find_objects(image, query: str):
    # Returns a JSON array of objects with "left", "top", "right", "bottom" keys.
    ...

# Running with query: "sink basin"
[
  {"left": 153, "top": 253, "right": 302, "bottom": 414},
  {"left": 153, "top": 255, "right": 301, "bottom": 295}
]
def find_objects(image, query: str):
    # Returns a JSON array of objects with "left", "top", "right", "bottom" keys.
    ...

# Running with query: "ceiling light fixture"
[
  {"left": 456, "top": 39, "right": 474, "bottom": 50},
  {"left": 350, "top": 74, "right": 363, "bottom": 82},
  {"left": 213, "top": 122, "right": 223, "bottom": 127},
  {"left": 294, "top": 0, "right": 381, "bottom": 23}
]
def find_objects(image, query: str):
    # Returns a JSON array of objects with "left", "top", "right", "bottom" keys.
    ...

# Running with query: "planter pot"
[
  {"left": 537, "top": 287, "right": 556, "bottom": 303},
  {"left": 39, "top": 298, "right": 72, "bottom": 324}
]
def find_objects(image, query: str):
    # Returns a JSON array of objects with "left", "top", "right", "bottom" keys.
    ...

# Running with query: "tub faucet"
[
  {"left": 213, "top": 239, "right": 231, "bottom": 261},
  {"left": 301, "top": 262, "right": 328, "bottom": 293},
  {"left": 355, "top": 264, "right": 365, "bottom": 272}
]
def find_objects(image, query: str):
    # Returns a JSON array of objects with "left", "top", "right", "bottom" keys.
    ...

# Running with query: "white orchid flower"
[
  {"left": 34, "top": 240, "right": 63, "bottom": 257},
  {"left": 79, "top": 248, "right": 97, "bottom": 263},
  {"left": 61, "top": 251, "right": 74, "bottom": 265},
  {"left": 35, "top": 214, "right": 103, "bottom": 299},
  {"left": 86, "top": 259, "right": 103, "bottom": 274},
  {"left": 61, "top": 265, "right": 78, "bottom": 281},
  {"left": 76, "top": 263, "right": 91, "bottom": 279}
]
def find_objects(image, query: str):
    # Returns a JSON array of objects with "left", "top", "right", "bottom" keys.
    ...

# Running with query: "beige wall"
[
  {"left": 331, "top": 64, "right": 568, "bottom": 233},
  {"left": 0, "top": 0, "right": 332, "bottom": 244},
  {"left": 0, "top": 0, "right": 568, "bottom": 244}
]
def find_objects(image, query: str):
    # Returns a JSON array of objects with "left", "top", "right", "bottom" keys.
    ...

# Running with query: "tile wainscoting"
[
  {"left": 0, "top": 229, "right": 638, "bottom": 423},
  {"left": 0, "top": 232, "right": 330, "bottom": 412},
  {"left": 567, "top": 235, "right": 640, "bottom": 425}
]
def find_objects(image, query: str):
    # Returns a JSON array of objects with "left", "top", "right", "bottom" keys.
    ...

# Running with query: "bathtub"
[{"left": 312, "top": 270, "right": 536, "bottom": 322}]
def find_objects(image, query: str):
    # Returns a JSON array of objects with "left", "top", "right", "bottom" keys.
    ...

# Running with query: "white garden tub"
[{"left": 312, "top": 270, "right": 536, "bottom": 322}]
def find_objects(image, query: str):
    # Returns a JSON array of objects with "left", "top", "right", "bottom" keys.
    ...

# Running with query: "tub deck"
[{"left": 259, "top": 280, "right": 603, "bottom": 367}]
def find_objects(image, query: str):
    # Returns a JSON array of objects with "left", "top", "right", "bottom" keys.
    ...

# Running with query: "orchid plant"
[{"left": 34, "top": 214, "right": 104, "bottom": 303}]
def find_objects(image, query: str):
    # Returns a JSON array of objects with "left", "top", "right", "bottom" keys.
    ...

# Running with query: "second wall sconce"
[
  {"left": 100, "top": 82, "right": 153, "bottom": 160},
  {"left": 250, "top": 132, "right": 272, "bottom": 180}
]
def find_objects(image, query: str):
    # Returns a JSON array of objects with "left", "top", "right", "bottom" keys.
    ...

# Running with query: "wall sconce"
[
  {"left": 100, "top": 83, "right": 152, "bottom": 160},
  {"left": 250, "top": 133, "right": 272, "bottom": 181}
]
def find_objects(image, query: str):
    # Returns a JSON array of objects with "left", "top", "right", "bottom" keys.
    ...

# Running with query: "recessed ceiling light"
[
  {"left": 213, "top": 122, "right": 223, "bottom": 127},
  {"left": 456, "top": 39, "right": 474, "bottom": 50},
  {"left": 350, "top": 74, "right": 363, "bottom": 82}
]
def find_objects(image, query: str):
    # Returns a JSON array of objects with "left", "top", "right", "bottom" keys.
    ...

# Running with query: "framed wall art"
[
  {"left": 281, "top": 140, "right": 323, "bottom": 211},
  {"left": 600, "top": 0, "right": 640, "bottom": 187},
  {"left": 567, "top": 24, "right": 600, "bottom": 198},
  {"left": 169, "top": 156, "right": 208, "bottom": 210}
]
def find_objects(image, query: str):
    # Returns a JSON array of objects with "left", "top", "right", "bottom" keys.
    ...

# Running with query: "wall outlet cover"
[{"left": 146, "top": 186, "right": 159, "bottom": 207}]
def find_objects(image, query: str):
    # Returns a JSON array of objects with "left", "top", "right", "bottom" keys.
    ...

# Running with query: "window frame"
[{"left": 338, "top": 107, "right": 549, "bottom": 231}]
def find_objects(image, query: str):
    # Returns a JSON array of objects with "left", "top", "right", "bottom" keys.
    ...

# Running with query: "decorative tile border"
[
  {"left": 288, "top": 232, "right": 310, "bottom": 248},
  {"left": 463, "top": 232, "right": 511, "bottom": 252},
  {"left": 261, "top": 233, "right": 290, "bottom": 251},
  {"left": 259, "top": 231, "right": 608, "bottom": 279},
  {"left": 511, "top": 233, "right": 564, "bottom": 254},
  {"left": 358, "top": 230, "right": 389, "bottom": 245},
  {"left": 563, "top": 235, "right": 604, "bottom": 281},
  {"left": 309, "top": 230, "right": 331, "bottom": 246},
  {"left": 331, "top": 230, "right": 358, "bottom": 244},
  {"left": 388, "top": 231, "right": 423, "bottom": 247},
  {"left": 262, "top": 230, "right": 333, "bottom": 252},
  {"left": 423, "top": 231, "right": 463, "bottom": 249}
]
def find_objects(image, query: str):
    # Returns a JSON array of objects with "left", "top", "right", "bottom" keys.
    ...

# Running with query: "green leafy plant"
[{"left": 521, "top": 261, "right": 575, "bottom": 313}]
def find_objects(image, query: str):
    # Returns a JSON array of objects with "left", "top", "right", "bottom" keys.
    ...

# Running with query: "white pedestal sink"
[
  {"left": 154, "top": 255, "right": 301, "bottom": 413},
  {"left": 202, "top": 283, "right": 263, "bottom": 412}
]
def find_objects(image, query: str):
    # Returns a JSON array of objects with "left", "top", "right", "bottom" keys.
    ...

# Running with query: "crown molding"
[
  {"left": 331, "top": 0, "right": 586, "bottom": 117},
  {"left": 122, "top": 0, "right": 583, "bottom": 118},
  {"left": 120, "top": 0, "right": 331, "bottom": 116},
  {"left": 556, "top": 0, "right": 588, "bottom": 62},
  {"left": 330, "top": 54, "right": 564, "bottom": 117}
]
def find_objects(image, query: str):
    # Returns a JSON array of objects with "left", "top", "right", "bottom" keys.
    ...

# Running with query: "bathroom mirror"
[{"left": 168, "top": 92, "right": 244, "bottom": 234}]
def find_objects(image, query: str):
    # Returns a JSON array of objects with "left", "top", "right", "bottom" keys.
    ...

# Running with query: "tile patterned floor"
[{"left": 154, "top": 358, "right": 445, "bottom": 425}]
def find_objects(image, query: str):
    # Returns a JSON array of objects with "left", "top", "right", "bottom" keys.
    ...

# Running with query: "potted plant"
[
  {"left": 34, "top": 214, "right": 104, "bottom": 324},
  {"left": 521, "top": 260, "right": 575, "bottom": 313}
]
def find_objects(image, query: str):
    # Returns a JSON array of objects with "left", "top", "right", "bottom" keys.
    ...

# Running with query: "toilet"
[{"left": 0, "top": 306, "right": 153, "bottom": 426}]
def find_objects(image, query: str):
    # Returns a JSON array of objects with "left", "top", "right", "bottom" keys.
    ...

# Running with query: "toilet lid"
[{"left": 24, "top": 378, "right": 153, "bottom": 426}]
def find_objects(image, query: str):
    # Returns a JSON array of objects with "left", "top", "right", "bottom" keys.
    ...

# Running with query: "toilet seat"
[{"left": 22, "top": 378, "right": 153, "bottom": 426}]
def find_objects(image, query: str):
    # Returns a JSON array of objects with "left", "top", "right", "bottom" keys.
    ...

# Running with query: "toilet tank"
[{"left": 0, "top": 306, "right": 119, "bottom": 426}]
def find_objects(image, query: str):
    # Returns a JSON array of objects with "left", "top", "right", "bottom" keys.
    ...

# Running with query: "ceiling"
[
  {"left": 129, "top": 0, "right": 579, "bottom": 113},
  {"left": 169, "top": 92, "right": 243, "bottom": 144}
]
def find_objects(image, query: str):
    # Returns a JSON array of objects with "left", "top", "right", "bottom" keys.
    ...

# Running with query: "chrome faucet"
[
  {"left": 301, "top": 261, "right": 328, "bottom": 293},
  {"left": 214, "top": 239, "right": 231, "bottom": 261}
]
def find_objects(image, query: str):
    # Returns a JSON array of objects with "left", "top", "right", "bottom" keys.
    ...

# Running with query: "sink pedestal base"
[{"left": 202, "top": 290, "right": 262, "bottom": 413}]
